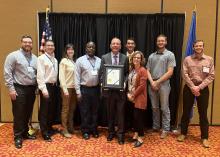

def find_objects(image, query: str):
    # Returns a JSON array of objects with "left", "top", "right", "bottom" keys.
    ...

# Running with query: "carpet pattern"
[{"left": 0, "top": 124, "right": 220, "bottom": 157}]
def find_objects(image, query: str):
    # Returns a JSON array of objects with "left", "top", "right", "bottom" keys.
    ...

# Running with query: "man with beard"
[
  {"left": 75, "top": 42, "right": 101, "bottom": 140},
  {"left": 177, "top": 40, "right": 215, "bottom": 148},
  {"left": 4, "top": 35, "right": 37, "bottom": 149},
  {"left": 146, "top": 34, "right": 176, "bottom": 139}
]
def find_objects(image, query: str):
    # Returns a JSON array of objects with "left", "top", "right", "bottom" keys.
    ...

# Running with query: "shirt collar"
[
  {"left": 111, "top": 52, "right": 119, "bottom": 57},
  {"left": 156, "top": 48, "right": 167, "bottom": 55},
  {"left": 45, "top": 52, "right": 55, "bottom": 58},
  {"left": 86, "top": 54, "right": 96, "bottom": 60},
  {"left": 127, "top": 51, "right": 134, "bottom": 57},
  {"left": 191, "top": 53, "right": 206, "bottom": 60},
  {"left": 20, "top": 48, "right": 32, "bottom": 58}
]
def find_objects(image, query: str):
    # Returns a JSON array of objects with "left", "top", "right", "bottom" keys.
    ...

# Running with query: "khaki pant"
[{"left": 61, "top": 88, "right": 77, "bottom": 132}]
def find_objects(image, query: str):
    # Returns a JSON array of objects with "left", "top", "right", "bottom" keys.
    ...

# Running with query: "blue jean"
[{"left": 148, "top": 83, "right": 171, "bottom": 131}]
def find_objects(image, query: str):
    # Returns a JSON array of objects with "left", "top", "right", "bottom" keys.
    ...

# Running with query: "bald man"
[{"left": 100, "top": 37, "right": 129, "bottom": 145}]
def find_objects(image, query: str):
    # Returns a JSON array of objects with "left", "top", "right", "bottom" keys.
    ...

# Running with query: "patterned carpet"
[{"left": 0, "top": 124, "right": 220, "bottom": 157}]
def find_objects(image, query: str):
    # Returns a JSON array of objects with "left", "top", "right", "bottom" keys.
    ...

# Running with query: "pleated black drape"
[{"left": 38, "top": 13, "right": 185, "bottom": 128}]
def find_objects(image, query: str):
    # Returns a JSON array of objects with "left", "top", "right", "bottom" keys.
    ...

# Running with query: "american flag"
[{"left": 39, "top": 7, "right": 52, "bottom": 54}]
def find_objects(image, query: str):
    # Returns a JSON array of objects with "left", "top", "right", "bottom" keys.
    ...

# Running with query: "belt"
[
  {"left": 80, "top": 85, "right": 99, "bottom": 88},
  {"left": 14, "top": 83, "right": 36, "bottom": 88},
  {"left": 46, "top": 83, "right": 56, "bottom": 86},
  {"left": 153, "top": 78, "right": 159, "bottom": 81}
]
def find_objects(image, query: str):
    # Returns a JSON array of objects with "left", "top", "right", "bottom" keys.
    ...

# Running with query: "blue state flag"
[
  {"left": 185, "top": 10, "right": 197, "bottom": 119},
  {"left": 185, "top": 11, "right": 196, "bottom": 57}
]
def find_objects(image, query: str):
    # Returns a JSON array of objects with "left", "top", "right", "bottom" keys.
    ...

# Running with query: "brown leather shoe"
[
  {"left": 202, "top": 139, "right": 210, "bottom": 148},
  {"left": 177, "top": 134, "right": 186, "bottom": 142}
]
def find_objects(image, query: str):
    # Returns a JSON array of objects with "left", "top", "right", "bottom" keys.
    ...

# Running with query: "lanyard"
[
  {"left": 22, "top": 52, "right": 32, "bottom": 67},
  {"left": 88, "top": 57, "right": 96, "bottom": 70},
  {"left": 45, "top": 54, "right": 55, "bottom": 69}
]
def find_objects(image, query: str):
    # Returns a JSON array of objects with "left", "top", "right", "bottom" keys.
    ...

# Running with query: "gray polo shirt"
[
  {"left": 146, "top": 49, "right": 176, "bottom": 84},
  {"left": 4, "top": 49, "right": 37, "bottom": 91}
]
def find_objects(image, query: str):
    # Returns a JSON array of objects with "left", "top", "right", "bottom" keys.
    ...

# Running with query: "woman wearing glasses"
[{"left": 127, "top": 51, "right": 148, "bottom": 147}]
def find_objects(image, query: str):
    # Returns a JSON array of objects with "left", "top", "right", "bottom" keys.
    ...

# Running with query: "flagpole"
[
  {"left": 37, "top": 10, "right": 40, "bottom": 56},
  {"left": 174, "top": 7, "right": 197, "bottom": 130},
  {"left": 194, "top": 5, "right": 197, "bottom": 35}
]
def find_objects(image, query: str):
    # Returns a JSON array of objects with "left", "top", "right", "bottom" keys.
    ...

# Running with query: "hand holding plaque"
[{"left": 103, "top": 64, "right": 124, "bottom": 90}]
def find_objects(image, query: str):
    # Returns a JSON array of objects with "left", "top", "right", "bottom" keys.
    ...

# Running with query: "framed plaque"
[{"left": 103, "top": 64, "right": 124, "bottom": 90}]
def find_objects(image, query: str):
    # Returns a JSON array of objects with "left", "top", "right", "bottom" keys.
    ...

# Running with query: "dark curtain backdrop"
[{"left": 38, "top": 13, "right": 185, "bottom": 129}]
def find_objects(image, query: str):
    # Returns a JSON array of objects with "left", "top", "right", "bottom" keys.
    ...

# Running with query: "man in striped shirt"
[{"left": 177, "top": 40, "right": 215, "bottom": 148}]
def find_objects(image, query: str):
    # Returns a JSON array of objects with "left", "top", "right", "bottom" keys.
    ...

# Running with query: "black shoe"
[
  {"left": 92, "top": 131, "right": 99, "bottom": 138},
  {"left": 107, "top": 134, "right": 114, "bottom": 141},
  {"left": 14, "top": 138, "right": 22, "bottom": 149},
  {"left": 23, "top": 133, "right": 36, "bottom": 140},
  {"left": 118, "top": 135, "right": 125, "bottom": 145},
  {"left": 43, "top": 134, "right": 52, "bottom": 142},
  {"left": 134, "top": 140, "right": 143, "bottom": 148},
  {"left": 48, "top": 129, "right": 57, "bottom": 136},
  {"left": 82, "top": 133, "right": 90, "bottom": 140},
  {"left": 118, "top": 140, "right": 125, "bottom": 145}
]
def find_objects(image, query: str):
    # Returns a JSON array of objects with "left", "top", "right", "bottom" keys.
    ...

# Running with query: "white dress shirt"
[{"left": 37, "top": 52, "right": 58, "bottom": 93}]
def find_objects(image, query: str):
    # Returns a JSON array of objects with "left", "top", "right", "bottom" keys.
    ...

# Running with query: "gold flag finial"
[
  {"left": 193, "top": 5, "right": 197, "bottom": 12},
  {"left": 46, "top": 6, "right": 50, "bottom": 19},
  {"left": 46, "top": 6, "right": 50, "bottom": 13}
]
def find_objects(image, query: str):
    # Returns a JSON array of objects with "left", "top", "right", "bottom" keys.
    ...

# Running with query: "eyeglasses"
[{"left": 133, "top": 57, "right": 141, "bottom": 59}]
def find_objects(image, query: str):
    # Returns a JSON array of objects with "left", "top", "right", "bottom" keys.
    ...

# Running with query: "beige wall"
[
  {"left": 1, "top": 0, "right": 219, "bottom": 124},
  {"left": 0, "top": 0, "right": 51, "bottom": 122},
  {"left": 213, "top": 0, "right": 220, "bottom": 124},
  {"left": 164, "top": 0, "right": 217, "bottom": 124}
]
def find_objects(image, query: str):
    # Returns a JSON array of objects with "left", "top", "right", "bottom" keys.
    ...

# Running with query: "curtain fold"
[{"left": 38, "top": 13, "right": 185, "bottom": 128}]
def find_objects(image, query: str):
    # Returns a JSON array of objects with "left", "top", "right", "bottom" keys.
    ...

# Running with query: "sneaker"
[
  {"left": 160, "top": 131, "right": 168, "bottom": 139},
  {"left": 177, "top": 134, "right": 185, "bottom": 142},
  {"left": 61, "top": 130, "right": 72, "bottom": 138},
  {"left": 202, "top": 139, "right": 210, "bottom": 148}
]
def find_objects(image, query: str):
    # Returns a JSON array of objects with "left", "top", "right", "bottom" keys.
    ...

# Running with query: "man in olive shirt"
[
  {"left": 177, "top": 40, "right": 215, "bottom": 148},
  {"left": 125, "top": 37, "right": 136, "bottom": 130},
  {"left": 4, "top": 35, "right": 37, "bottom": 149},
  {"left": 126, "top": 37, "right": 136, "bottom": 67}
]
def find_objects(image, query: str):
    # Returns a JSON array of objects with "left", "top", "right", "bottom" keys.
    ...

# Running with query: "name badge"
[
  {"left": 27, "top": 66, "right": 34, "bottom": 73},
  {"left": 203, "top": 66, "right": 210, "bottom": 73},
  {"left": 91, "top": 70, "right": 98, "bottom": 76}
]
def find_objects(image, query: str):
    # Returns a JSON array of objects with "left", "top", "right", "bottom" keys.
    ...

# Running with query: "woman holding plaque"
[
  {"left": 59, "top": 44, "right": 77, "bottom": 138},
  {"left": 127, "top": 51, "right": 148, "bottom": 148}
]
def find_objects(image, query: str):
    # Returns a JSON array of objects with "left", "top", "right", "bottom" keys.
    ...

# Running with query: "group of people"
[{"left": 4, "top": 34, "right": 215, "bottom": 149}]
